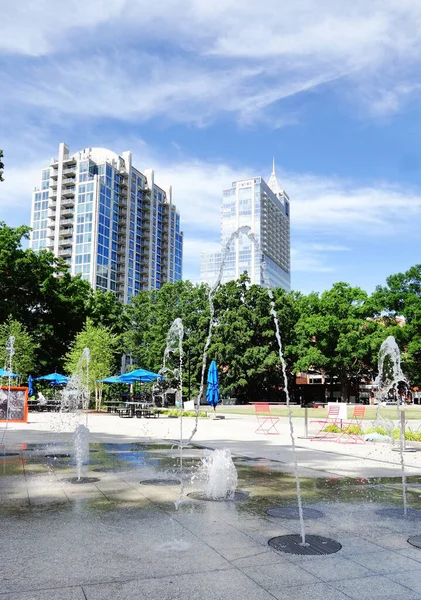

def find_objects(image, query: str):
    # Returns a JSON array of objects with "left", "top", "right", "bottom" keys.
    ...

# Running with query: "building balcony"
[
  {"left": 59, "top": 228, "right": 73, "bottom": 239},
  {"left": 50, "top": 169, "right": 59, "bottom": 181},
  {"left": 61, "top": 197, "right": 74, "bottom": 208},
  {"left": 59, "top": 218, "right": 73, "bottom": 227},
  {"left": 62, "top": 187, "right": 75, "bottom": 197},
  {"left": 49, "top": 189, "right": 57, "bottom": 199},
  {"left": 58, "top": 247, "right": 72, "bottom": 258},
  {"left": 62, "top": 177, "right": 76, "bottom": 186},
  {"left": 61, "top": 208, "right": 74, "bottom": 218},
  {"left": 46, "top": 230, "right": 55, "bottom": 239},
  {"left": 62, "top": 166, "right": 76, "bottom": 176},
  {"left": 62, "top": 155, "right": 77, "bottom": 165}
]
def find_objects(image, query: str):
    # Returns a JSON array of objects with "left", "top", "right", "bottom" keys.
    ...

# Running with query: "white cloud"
[
  {"left": 2, "top": 1, "right": 421, "bottom": 122},
  {"left": 3, "top": 130, "right": 421, "bottom": 282}
]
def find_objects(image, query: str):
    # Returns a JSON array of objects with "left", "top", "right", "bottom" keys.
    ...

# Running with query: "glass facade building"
[
  {"left": 30, "top": 143, "right": 183, "bottom": 303},
  {"left": 200, "top": 163, "right": 290, "bottom": 290}
]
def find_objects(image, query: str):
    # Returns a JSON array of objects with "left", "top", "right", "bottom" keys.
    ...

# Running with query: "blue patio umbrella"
[
  {"left": 98, "top": 376, "right": 126, "bottom": 384},
  {"left": 119, "top": 368, "right": 163, "bottom": 383},
  {"left": 34, "top": 372, "right": 69, "bottom": 385},
  {"left": 0, "top": 368, "right": 19, "bottom": 378},
  {"left": 206, "top": 360, "right": 220, "bottom": 411},
  {"left": 27, "top": 375, "right": 34, "bottom": 396}
]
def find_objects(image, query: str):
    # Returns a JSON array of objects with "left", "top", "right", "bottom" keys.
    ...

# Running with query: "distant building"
[
  {"left": 200, "top": 161, "right": 290, "bottom": 290},
  {"left": 30, "top": 143, "right": 183, "bottom": 303}
]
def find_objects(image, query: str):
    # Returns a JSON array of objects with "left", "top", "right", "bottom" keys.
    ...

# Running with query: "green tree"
[
  {"left": 0, "top": 222, "right": 91, "bottom": 372},
  {"left": 65, "top": 319, "right": 119, "bottom": 411},
  {"left": 292, "top": 282, "right": 388, "bottom": 401},
  {"left": 374, "top": 264, "right": 421, "bottom": 384},
  {"left": 86, "top": 290, "right": 127, "bottom": 336},
  {"left": 209, "top": 274, "right": 301, "bottom": 402},
  {"left": 0, "top": 318, "right": 38, "bottom": 378},
  {"left": 125, "top": 280, "right": 210, "bottom": 397}
]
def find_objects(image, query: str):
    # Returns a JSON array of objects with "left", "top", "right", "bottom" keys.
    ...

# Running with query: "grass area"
[{"left": 212, "top": 404, "right": 421, "bottom": 420}]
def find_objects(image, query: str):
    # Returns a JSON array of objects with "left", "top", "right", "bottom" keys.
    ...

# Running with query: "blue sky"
[{"left": 1, "top": 0, "right": 421, "bottom": 294}]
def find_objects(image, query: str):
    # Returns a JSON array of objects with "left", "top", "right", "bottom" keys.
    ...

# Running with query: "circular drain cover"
[
  {"left": 269, "top": 534, "right": 341, "bottom": 556},
  {"left": 376, "top": 508, "right": 421, "bottom": 519},
  {"left": 265, "top": 506, "right": 323, "bottom": 520},
  {"left": 188, "top": 491, "right": 248, "bottom": 502},
  {"left": 408, "top": 536, "right": 421, "bottom": 549},
  {"left": 63, "top": 477, "right": 100, "bottom": 484},
  {"left": 140, "top": 479, "right": 181, "bottom": 486},
  {"left": 45, "top": 454, "right": 71, "bottom": 459}
]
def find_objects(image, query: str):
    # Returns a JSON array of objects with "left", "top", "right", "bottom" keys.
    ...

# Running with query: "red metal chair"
[
  {"left": 338, "top": 405, "right": 366, "bottom": 444},
  {"left": 254, "top": 403, "right": 280, "bottom": 435},
  {"left": 310, "top": 404, "right": 341, "bottom": 441}
]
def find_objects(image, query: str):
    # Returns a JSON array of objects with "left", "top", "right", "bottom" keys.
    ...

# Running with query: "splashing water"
[
  {"left": 73, "top": 424, "right": 90, "bottom": 481},
  {"left": 188, "top": 224, "right": 307, "bottom": 544},
  {"left": 0, "top": 336, "right": 15, "bottom": 446},
  {"left": 374, "top": 336, "right": 409, "bottom": 516},
  {"left": 193, "top": 448, "right": 238, "bottom": 499},
  {"left": 160, "top": 318, "right": 185, "bottom": 506},
  {"left": 60, "top": 348, "right": 91, "bottom": 479}
]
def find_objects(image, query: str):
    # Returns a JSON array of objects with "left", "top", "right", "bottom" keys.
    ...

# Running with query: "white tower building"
[{"left": 200, "top": 161, "right": 290, "bottom": 289}]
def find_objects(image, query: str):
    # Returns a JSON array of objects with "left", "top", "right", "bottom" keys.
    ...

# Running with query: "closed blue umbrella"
[
  {"left": 28, "top": 375, "right": 34, "bottom": 397},
  {"left": 206, "top": 360, "right": 220, "bottom": 411}
]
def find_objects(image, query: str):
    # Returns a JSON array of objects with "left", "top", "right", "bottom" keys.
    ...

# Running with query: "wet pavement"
[{"left": 1, "top": 441, "right": 421, "bottom": 599}]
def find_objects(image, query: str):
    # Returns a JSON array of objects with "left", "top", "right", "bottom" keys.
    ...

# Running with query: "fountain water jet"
[
  {"left": 192, "top": 448, "right": 238, "bottom": 500},
  {"left": 60, "top": 348, "right": 92, "bottom": 482},
  {"left": 0, "top": 335, "right": 15, "bottom": 447},
  {"left": 187, "top": 225, "right": 308, "bottom": 545},
  {"left": 374, "top": 336, "right": 412, "bottom": 518},
  {"left": 159, "top": 318, "right": 185, "bottom": 506}
]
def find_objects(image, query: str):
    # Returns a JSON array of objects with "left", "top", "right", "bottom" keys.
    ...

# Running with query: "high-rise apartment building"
[
  {"left": 30, "top": 143, "right": 183, "bottom": 303},
  {"left": 200, "top": 162, "right": 290, "bottom": 290}
]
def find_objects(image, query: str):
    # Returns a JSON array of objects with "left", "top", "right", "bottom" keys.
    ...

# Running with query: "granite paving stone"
[
  {"left": 331, "top": 574, "right": 421, "bottom": 600},
  {"left": 349, "top": 549, "right": 421, "bottom": 574},
  {"left": 0, "top": 586, "right": 86, "bottom": 600},
  {"left": 386, "top": 569, "right": 421, "bottom": 595},
  {"left": 239, "top": 561, "right": 320, "bottom": 592},
  {"left": 82, "top": 569, "right": 277, "bottom": 600}
]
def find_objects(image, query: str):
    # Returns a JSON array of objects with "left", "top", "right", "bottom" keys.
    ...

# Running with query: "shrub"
[{"left": 164, "top": 409, "right": 208, "bottom": 418}]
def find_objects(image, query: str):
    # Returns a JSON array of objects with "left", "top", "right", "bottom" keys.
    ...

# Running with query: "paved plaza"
[{"left": 1, "top": 412, "right": 421, "bottom": 599}]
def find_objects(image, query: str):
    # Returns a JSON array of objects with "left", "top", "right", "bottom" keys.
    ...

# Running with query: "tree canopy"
[{"left": 1, "top": 220, "right": 420, "bottom": 402}]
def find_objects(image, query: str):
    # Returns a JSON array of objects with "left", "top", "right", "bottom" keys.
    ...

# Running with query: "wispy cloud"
[
  {"left": 3, "top": 131, "right": 421, "bottom": 282},
  {"left": 2, "top": 1, "right": 421, "bottom": 124}
]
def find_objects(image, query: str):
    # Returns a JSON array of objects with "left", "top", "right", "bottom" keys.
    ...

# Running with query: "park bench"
[{"left": 254, "top": 403, "right": 280, "bottom": 435}]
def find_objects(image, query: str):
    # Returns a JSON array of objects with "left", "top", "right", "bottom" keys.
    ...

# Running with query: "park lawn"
[{"left": 211, "top": 405, "right": 421, "bottom": 420}]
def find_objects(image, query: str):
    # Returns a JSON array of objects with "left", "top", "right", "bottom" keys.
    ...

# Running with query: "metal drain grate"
[
  {"left": 269, "top": 534, "right": 341, "bottom": 556},
  {"left": 188, "top": 491, "right": 248, "bottom": 502},
  {"left": 376, "top": 508, "right": 421, "bottom": 519},
  {"left": 140, "top": 479, "right": 181, "bottom": 486},
  {"left": 408, "top": 536, "right": 421, "bottom": 549},
  {"left": 265, "top": 506, "right": 323, "bottom": 520},
  {"left": 63, "top": 477, "right": 100, "bottom": 484}
]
